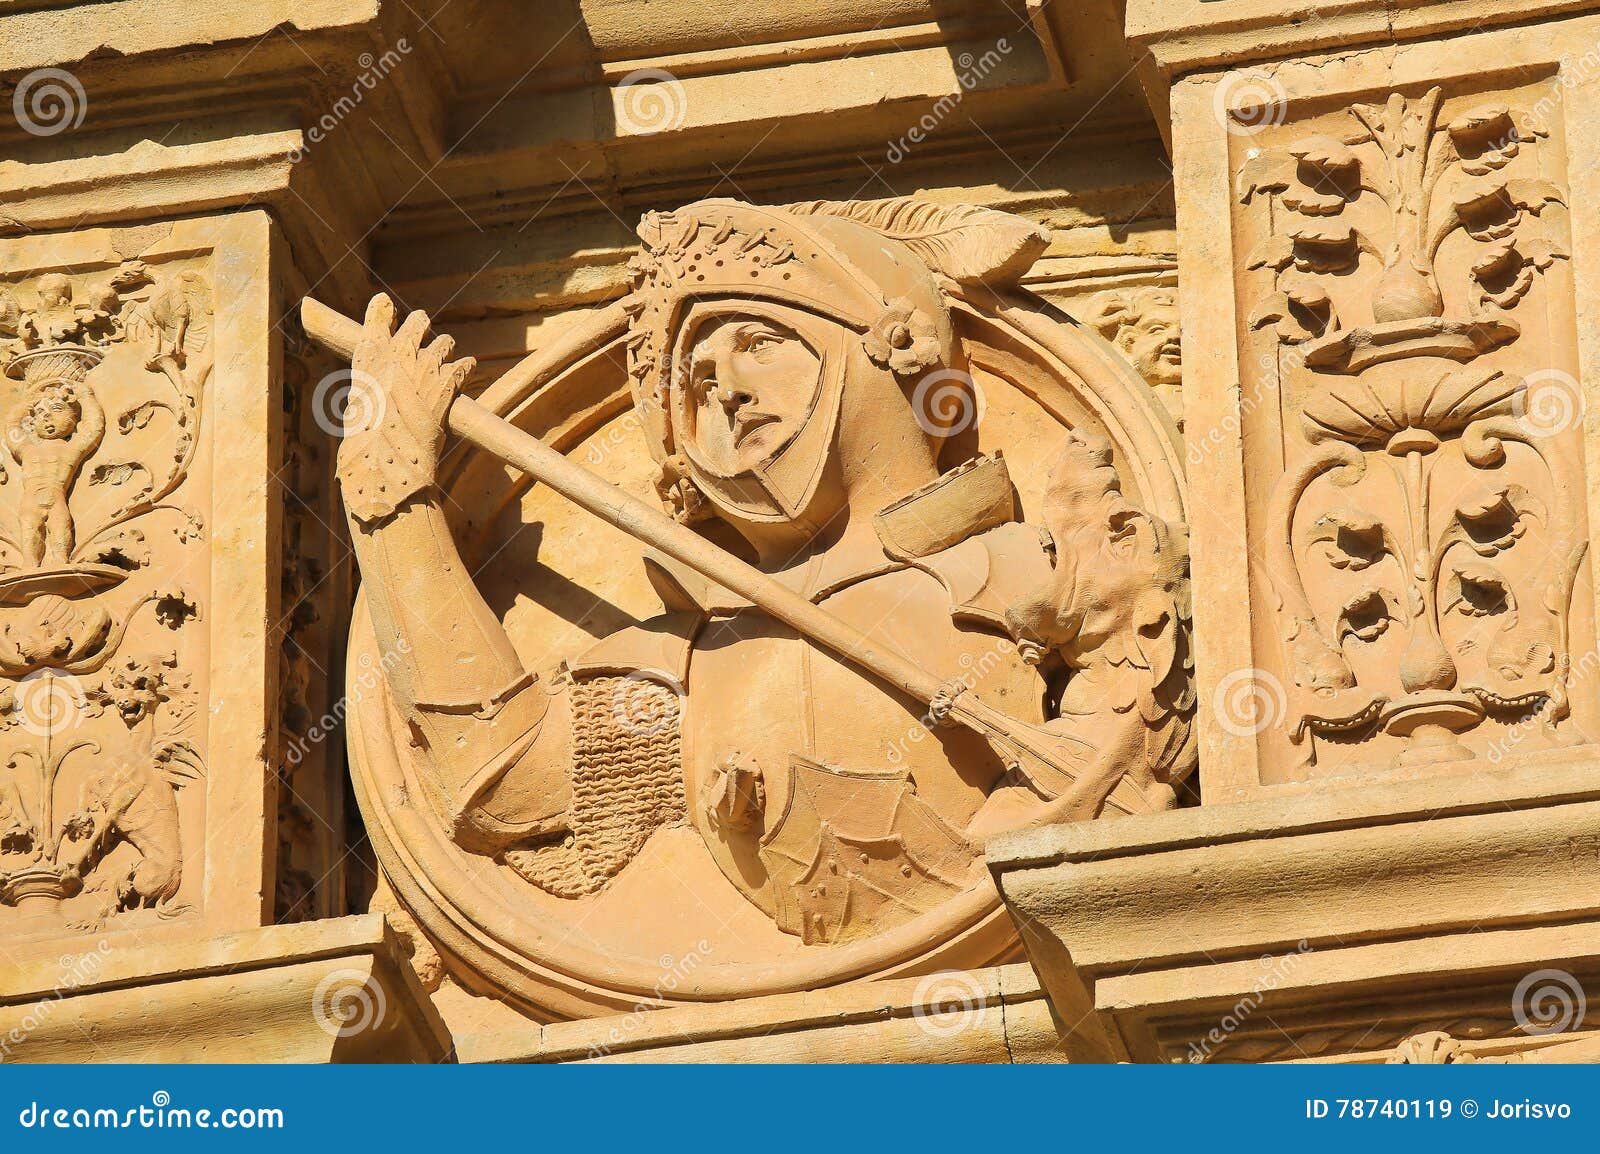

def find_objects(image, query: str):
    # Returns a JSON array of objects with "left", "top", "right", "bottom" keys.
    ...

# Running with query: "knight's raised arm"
[{"left": 335, "top": 295, "right": 571, "bottom": 852}]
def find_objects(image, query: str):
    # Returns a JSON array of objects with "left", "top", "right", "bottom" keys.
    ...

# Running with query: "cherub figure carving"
[
  {"left": 5, "top": 378, "right": 104, "bottom": 568},
  {"left": 1080, "top": 287, "right": 1184, "bottom": 426}
]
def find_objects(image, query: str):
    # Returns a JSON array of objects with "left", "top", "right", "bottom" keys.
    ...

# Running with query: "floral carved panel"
[
  {"left": 1219, "top": 77, "right": 1594, "bottom": 783},
  {"left": 0, "top": 216, "right": 279, "bottom": 943}
]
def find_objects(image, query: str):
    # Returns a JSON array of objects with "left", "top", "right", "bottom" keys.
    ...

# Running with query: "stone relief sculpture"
[
  {"left": 308, "top": 196, "right": 1193, "bottom": 1015},
  {"left": 1233, "top": 84, "right": 1590, "bottom": 775},
  {"left": 1079, "top": 287, "right": 1183, "bottom": 426},
  {"left": 0, "top": 261, "right": 210, "bottom": 931},
  {"left": 1239, "top": 88, "right": 1566, "bottom": 371}
]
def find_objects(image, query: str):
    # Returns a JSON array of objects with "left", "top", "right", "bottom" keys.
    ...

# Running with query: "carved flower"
[
  {"left": 1447, "top": 104, "right": 1542, "bottom": 175},
  {"left": 1454, "top": 178, "right": 1564, "bottom": 242},
  {"left": 1310, "top": 508, "right": 1387, "bottom": 571},
  {"left": 1471, "top": 237, "right": 1566, "bottom": 311},
  {"left": 1339, "top": 588, "right": 1395, "bottom": 643},
  {"left": 1444, "top": 563, "right": 1512, "bottom": 618},
  {"left": 1302, "top": 365, "right": 1517, "bottom": 446},
  {"left": 1281, "top": 135, "right": 1361, "bottom": 215},
  {"left": 1454, "top": 486, "right": 1533, "bottom": 554},
  {"left": 1389, "top": 1031, "right": 1477, "bottom": 1065},
  {"left": 1290, "top": 134, "right": 1361, "bottom": 175},
  {"left": 1287, "top": 224, "right": 1361, "bottom": 273},
  {"left": 1248, "top": 272, "right": 1336, "bottom": 344},
  {"left": 863, "top": 300, "right": 940, "bottom": 375}
]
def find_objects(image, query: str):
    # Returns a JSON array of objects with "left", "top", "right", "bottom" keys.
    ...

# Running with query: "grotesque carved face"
[
  {"left": 30, "top": 389, "right": 79, "bottom": 440},
  {"left": 1117, "top": 302, "right": 1183, "bottom": 388},
  {"left": 1008, "top": 432, "right": 1189, "bottom": 677},
  {"left": 683, "top": 313, "right": 823, "bottom": 476}
]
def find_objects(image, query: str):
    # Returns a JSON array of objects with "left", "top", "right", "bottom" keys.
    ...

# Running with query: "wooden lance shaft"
[{"left": 298, "top": 297, "right": 1146, "bottom": 815}]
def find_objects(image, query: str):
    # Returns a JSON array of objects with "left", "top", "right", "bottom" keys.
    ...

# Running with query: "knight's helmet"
[{"left": 623, "top": 198, "right": 1049, "bottom": 523}]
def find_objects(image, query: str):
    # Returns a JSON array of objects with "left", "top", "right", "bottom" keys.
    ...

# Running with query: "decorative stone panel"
[{"left": 0, "top": 213, "right": 280, "bottom": 946}]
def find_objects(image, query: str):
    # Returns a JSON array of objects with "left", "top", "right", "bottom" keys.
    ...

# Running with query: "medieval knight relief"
[
  {"left": 317, "top": 196, "right": 1194, "bottom": 1016},
  {"left": 0, "top": 258, "right": 212, "bottom": 933},
  {"left": 1229, "top": 79, "right": 1594, "bottom": 779}
]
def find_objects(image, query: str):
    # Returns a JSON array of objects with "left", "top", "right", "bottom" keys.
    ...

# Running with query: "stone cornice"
[{"left": 1128, "top": 0, "right": 1600, "bottom": 80}]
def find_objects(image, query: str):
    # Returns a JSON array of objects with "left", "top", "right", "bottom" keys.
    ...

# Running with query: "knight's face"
[{"left": 683, "top": 313, "right": 822, "bottom": 476}]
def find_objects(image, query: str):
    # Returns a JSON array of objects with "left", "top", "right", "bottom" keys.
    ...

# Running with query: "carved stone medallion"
[{"left": 338, "top": 199, "right": 1192, "bottom": 1017}]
